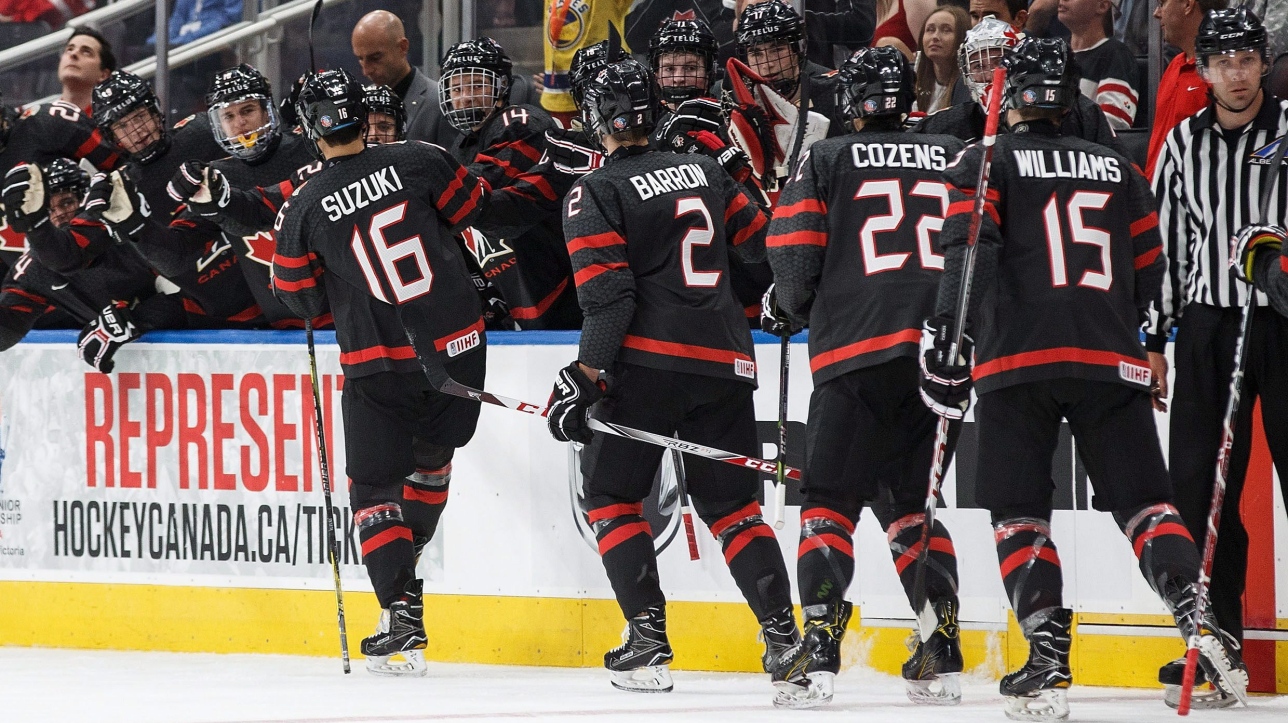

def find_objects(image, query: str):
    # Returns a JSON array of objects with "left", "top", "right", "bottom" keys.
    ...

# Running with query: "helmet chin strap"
[{"left": 1213, "top": 86, "right": 1262, "bottom": 114}]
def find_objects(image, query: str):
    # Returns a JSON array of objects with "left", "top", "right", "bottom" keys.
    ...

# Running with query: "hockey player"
[
  {"left": 761, "top": 46, "right": 966, "bottom": 708},
  {"left": 913, "top": 18, "right": 1122, "bottom": 154},
  {"left": 546, "top": 57, "right": 813, "bottom": 702},
  {"left": 650, "top": 18, "right": 720, "bottom": 115},
  {"left": 364, "top": 84, "right": 406, "bottom": 144},
  {"left": 920, "top": 37, "right": 1247, "bottom": 720},
  {"left": 1149, "top": 7, "right": 1288, "bottom": 703},
  {"left": 1, "top": 157, "right": 183, "bottom": 366},
  {"left": 165, "top": 64, "right": 325, "bottom": 328},
  {"left": 439, "top": 38, "right": 579, "bottom": 330},
  {"left": 35, "top": 71, "right": 263, "bottom": 328},
  {"left": 272, "top": 68, "right": 489, "bottom": 678},
  {"left": 0, "top": 87, "right": 123, "bottom": 268}
]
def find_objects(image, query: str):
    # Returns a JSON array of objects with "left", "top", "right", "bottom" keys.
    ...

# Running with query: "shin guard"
[
  {"left": 355, "top": 502, "right": 416, "bottom": 608},
  {"left": 1115, "top": 502, "right": 1200, "bottom": 597},
  {"left": 993, "top": 517, "right": 1064, "bottom": 634},
  {"left": 796, "top": 507, "right": 856, "bottom": 610},
  {"left": 708, "top": 501, "right": 792, "bottom": 620},
  {"left": 887, "top": 513, "right": 960, "bottom": 609},
  {"left": 588, "top": 502, "right": 664, "bottom": 619},
  {"left": 403, "top": 464, "right": 451, "bottom": 559}
]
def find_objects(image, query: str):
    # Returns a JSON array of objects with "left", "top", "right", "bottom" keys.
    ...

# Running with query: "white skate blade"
[
  {"left": 1163, "top": 683, "right": 1239, "bottom": 710},
  {"left": 609, "top": 664, "right": 673, "bottom": 693},
  {"left": 1199, "top": 635, "right": 1250, "bottom": 706},
  {"left": 365, "top": 649, "right": 427, "bottom": 678},
  {"left": 906, "top": 672, "right": 962, "bottom": 706},
  {"left": 773, "top": 671, "right": 835, "bottom": 709},
  {"left": 1004, "top": 688, "right": 1069, "bottom": 722}
]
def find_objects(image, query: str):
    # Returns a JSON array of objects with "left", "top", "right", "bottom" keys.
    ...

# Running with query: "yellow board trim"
[{"left": 0, "top": 582, "right": 1284, "bottom": 693}]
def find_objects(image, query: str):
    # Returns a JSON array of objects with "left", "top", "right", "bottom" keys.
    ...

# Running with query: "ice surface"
[{"left": 2, "top": 647, "right": 1284, "bottom": 723}]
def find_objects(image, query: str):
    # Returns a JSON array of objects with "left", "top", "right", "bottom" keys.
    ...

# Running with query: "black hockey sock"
[
  {"left": 887, "top": 512, "right": 960, "bottom": 609},
  {"left": 354, "top": 502, "right": 416, "bottom": 609},
  {"left": 1114, "top": 502, "right": 1201, "bottom": 597},
  {"left": 589, "top": 502, "right": 665, "bottom": 619},
  {"left": 402, "top": 464, "right": 451, "bottom": 557},
  {"left": 796, "top": 506, "right": 856, "bottom": 609},
  {"left": 707, "top": 501, "right": 792, "bottom": 620},
  {"left": 993, "top": 516, "right": 1064, "bottom": 634}
]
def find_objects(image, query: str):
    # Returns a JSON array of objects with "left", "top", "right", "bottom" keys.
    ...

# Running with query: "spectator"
[
  {"left": 1061, "top": 0, "right": 1141, "bottom": 130},
  {"left": 150, "top": 0, "right": 242, "bottom": 47},
  {"left": 872, "top": 0, "right": 939, "bottom": 57},
  {"left": 57, "top": 28, "right": 114, "bottom": 115},
  {"left": 968, "top": 0, "right": 1027, "bottom": 27},
  {"left": 913, "top": 4, "right": 968, "bottom": 113},
  {"left": 542, "top": 0, "right": 634, "bottom": 125},
  {"left": 0, "top": 0, "right": 93, "bottom": 28},
  {"left": 351, "top": 10, "right": 455, "bottom": 146},
  {"left": 1147, "top": 0, "right": 1229, "bottom": 177}
]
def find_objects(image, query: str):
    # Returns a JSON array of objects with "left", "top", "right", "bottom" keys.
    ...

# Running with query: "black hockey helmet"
[
  {"left": 649, "top": 19, "right": 720, "bottom": 106},
  {"left": 836, "top": 46, "right": 916, "bottom": 124},
  {"left": 438, "top": 37, "right": 513, "bottom": 133},
  {"left": 736, "top": 1, "right": 806, "bottom": 97},
  {"left": 363, "top": 84, "right": 406, "bottom": 143},
  {"left": 1196, "top": 7, "right": 1270, "bottom": 69},
  {"left": 296, "top": 68, "right": 368, "bottom": 146},
  {"left": 93, "top": 70, "right": 170, "bottom": 164},
  {"left": 581, "top": 58, "right": 659, "bottom": 142},
  {"left": 1000, "top": 37, "right": 1080, "bottom": 113},
  {"left": 205, "top": 63, "right": 281, "bottom": 162},
  {"left": 42, "top": 156, "right": 91, "bottom": 197},
  {"left": 570, "top": 41, "right": 615, "bottom": 110},
  {"left": 279, "top": 72, "right": 309, "bottom": 129}
]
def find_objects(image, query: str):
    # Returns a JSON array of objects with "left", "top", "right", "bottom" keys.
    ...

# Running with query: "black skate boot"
[
  {"left": 1000, "top": 607, "right": 1072, "bottom": 722},
  {"left": 770, "top": 600, "right": 852, "bottom": 709},
  {"left": 903, "top": 598, "right": 964, "bottom": 705},
  {"left": 1162, "top": 579, "right": 1248, "bottom": 709},
  {"left": 361, "top": 580, "right": 428, "bottom": 677},
  {"left": 605, "top": 605, "right": 674, "bottom": 693}
]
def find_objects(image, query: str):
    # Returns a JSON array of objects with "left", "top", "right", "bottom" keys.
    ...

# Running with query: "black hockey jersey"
[
  {"left": 939, "top": 122, "right": 1164, "bottom": 395},
  {"left": 273, "top": 141, "right": 488, "bottom": 378},
  {"left": 768, "top": 130, "right": 965, "bottom": 384},
  {"left": 563, "top": 146, "right": 769, "bottom": 384},
  {"left": 451, "top": 104, "right": 581, "bottom": 329},
  {"left": 0, "top": 101, "right": 124, "bottom": 266},
  {"left": 913, "top": 94, "right": 1125, "bottom": 156}
]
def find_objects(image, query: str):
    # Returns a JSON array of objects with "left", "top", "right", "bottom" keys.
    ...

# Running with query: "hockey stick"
[
  {"left": 672, "top": 450, "right": 700, "bottom": 561},
  {"left": 910, "top": 65, "right": 1005, "bottom": 641},
  {"left": 305, "top": 319, "right": 351, "bottom": 674},
  {"left": 307, "top": 0, "right": 324, "bottom": 75},
  {"left": 399, "top": 324, "right": 802, "bottom": 480},
  {"left": 1174, "top": 121, "right": 1286, "bottom": 717}
]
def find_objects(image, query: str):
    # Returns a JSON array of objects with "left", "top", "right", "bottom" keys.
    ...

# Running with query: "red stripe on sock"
[
  {"left": 999, "top": 544, "right": 1061, "bottom": 579},
  {"left": 597, "top": 521, "right": 652, "bottom": 556},
  {"left": 588, "top": 502, "right": 644, "bottom": 524},
  {"left": 723, "top": 524, "right": 776, "bottom": 564},
  {"left": 894, "top": 536, "right": 957, "bottom": 575},
  {"left": 403, "top": 485, "right": 448, "bottom": 505},
  {"left": 801, "top": 507, "right": 856, "bottom": 535},
  {"left": 361, "top": 526, "right": 413, "bottom": 556},
  {"left": 1132, "top": 522, "right": 1194, "bottom": 558},
  {"left": 710, "top": 501, "right": 762, "bottom": 538},
  {"left": 797, "top": 532, "right": 853, "bottom": 559}
]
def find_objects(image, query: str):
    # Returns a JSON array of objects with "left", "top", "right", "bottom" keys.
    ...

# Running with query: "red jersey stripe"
[
  {"left": 433, "top": 318, "right": 485, "bottom": 352},
  {"left": 973, "top": 346, "right": 1146, "bottom": 381},
  {"left": 809, "top": 328, "right": 920, "bottom": 374},
  {"left": 274, "top": 252, "right": 315, "bottom": 269},
  {"left": 766, "top": 230, "right": 827, "bottom": 247},
  {"left": 731, "top": 210, "right": 766, "bottom": 246},
  {"left": 1129, "top": 212, "right": 1158, "bottom": 237},
  {"left": 510, "top": 278, "right": 569, "bottom": 320},
  {"left": 574, "top": 261, "right": 629, "bottom": 286},
  {"left": 622, "top": 335, "right": 754, "bottom": 367},
  {"left": 338, "top": 344, "right": 417, "bottom": 366},
  {"left": 774, "top": 199, "right": 826, "bottom": 219},
  {"left": 567, "top": 231, "right": 626, "bottom": 254},
  {"left": 724, "top": 191, "right": 750, "bottom": 222},
  {"left": 1134, "top": 246, "right": 1162, "bottom": 270}
]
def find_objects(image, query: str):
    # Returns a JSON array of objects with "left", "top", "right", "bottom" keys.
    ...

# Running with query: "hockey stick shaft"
[
  {"left": 673, "top": 450, "right": 700, "bottom": 561},
  {"left": 307, "top": 0, "right": 324, "bottom": 72},
  {"left": 305, "top": 319, "right": 351, "bottom": 674},
  {"left": 773, "top": 335, "right": 790, "bottom": 529},
  {"left": 911, "top": 65, "right": 1005, "bottom": 640},
  {"left": 1175, "top": 112, "right": 1286, "bottom": 715}
]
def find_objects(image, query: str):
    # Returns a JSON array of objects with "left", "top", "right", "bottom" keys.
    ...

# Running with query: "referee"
[{"left": 1150, "top": 6, "right": 1288, "bottom": 699}]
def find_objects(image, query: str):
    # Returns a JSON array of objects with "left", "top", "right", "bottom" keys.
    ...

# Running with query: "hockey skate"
[
  {"left": 361, "top": 580, "right": 428, "bottom": 677},
  {"left": 1161, "top": 580, "right": 1249, "bottom": 709},
  {"left": 902, "top": 598, "right": 964, "bottom": 705},
  {"left": 605, "top": 605, "right": 674, "bottom": 693},
  {"left": 770, "top": 600, "right": 852, "bottom": 709},
  {"left": 1000, "top": 608, "right": 1072, "bottom": 722}
]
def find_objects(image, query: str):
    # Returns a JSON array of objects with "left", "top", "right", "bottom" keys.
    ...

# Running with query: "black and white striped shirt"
[{"left": 1148, "top": 97, "right": 1286, "bottom": 349}]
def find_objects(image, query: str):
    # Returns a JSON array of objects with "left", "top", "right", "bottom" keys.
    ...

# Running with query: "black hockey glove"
[
  {"left": 78, "top": 301, "right": 139, "bottom": 373},
  {"left": 658, "top": 98, "right": 725, "bottom": 143},
  {"left": 1230, "top": 224, "right": 1286, "bottom": 285},
  {"left": 2, "top": 163, "right": 48, "bottom": 233},
  {"left": 547, "top": 361, "right": 607, "bottom": 444},
  {"left": 471, "top": 271, "right": 516, "bottom": 330},
  {"left": 760, "top": 284, "right": 799, "bottom": 337},
  {"left": 919, "top": 316, "right": 974, "bottom": 420},
  {"left": 543, "top": 129, "right": 603, "bottom": 176},
  {"left": 671, "top": 131, "right": 755, "bottom": 185}
]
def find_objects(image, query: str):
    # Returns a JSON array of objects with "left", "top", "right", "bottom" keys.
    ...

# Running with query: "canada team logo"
[
  {"left": 241, "top": 231, "right": 277, "bottom": 267},
  {"left": 568, "top": 444, "right": 683, "bottom": 554},
  {"left": 671, "top": 9, "right": 696, "bottom": 21},
  {"left": 461, "top": 227, "right": 515, "bottom": 268},
  {"left": 0, "top": 212, "right": 29, "bottom": 254}
]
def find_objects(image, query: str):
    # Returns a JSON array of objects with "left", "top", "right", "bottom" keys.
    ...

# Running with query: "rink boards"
[{"left": 0, "top": 329, "right": 1284, "bottom": 692}]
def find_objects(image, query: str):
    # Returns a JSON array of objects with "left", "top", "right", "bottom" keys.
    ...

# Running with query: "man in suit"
[{"left": 352, "top": 9, "right": 458, "bottom": 146}]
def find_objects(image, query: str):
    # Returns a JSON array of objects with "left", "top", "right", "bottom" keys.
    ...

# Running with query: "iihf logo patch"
[
  {"left": 1023, "top": 89, "right": 1038, "bottom": 104},
  {"left": 320, "top": 115, "right": 333, "bottom": 128},
  {"left": 863, "top": 99, "right": 878, "bottom": 113}
]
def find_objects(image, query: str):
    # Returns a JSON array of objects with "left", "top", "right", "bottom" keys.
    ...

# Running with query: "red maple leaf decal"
[
  {"left": 242, "top": 231, "right": 277, "bottom": 266},
  {"left": 671, "top": 9, "right": 696, "bottom": 20}
]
